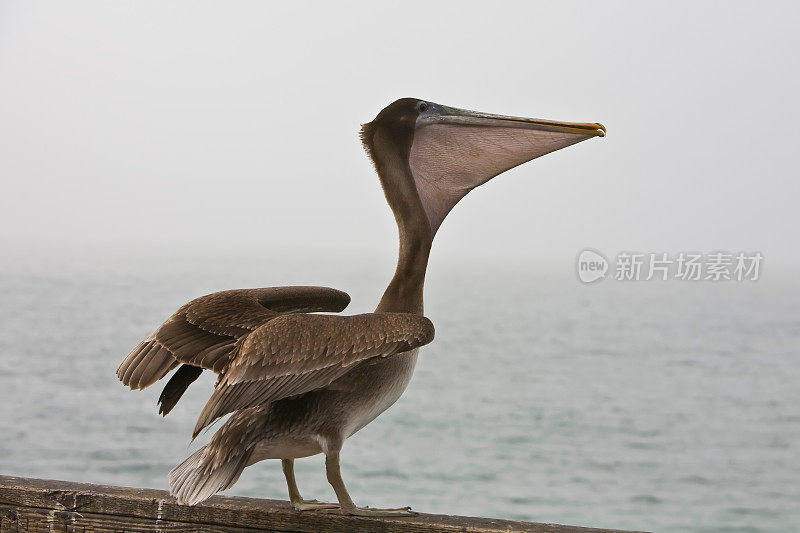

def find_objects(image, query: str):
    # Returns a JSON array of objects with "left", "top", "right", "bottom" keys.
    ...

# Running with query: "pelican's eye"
[{"left": 417, "top": 102, "right": 429, "bottom": 113}]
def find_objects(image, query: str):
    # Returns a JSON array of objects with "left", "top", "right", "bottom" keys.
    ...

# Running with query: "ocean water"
[{"left": 0, "top": 247, "right": 798, "bottom": 532}]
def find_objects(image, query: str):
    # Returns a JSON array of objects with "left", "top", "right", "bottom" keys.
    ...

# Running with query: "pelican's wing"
[
  {"left": 192, "top": 312, "right": 435, "bottom": 437},
  {"left": 116, "top": 286, "right": 351, "bottom": 411}
]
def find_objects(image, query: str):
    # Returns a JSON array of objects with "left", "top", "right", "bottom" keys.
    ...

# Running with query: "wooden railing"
[{"left": 0, "top": 475, "right": 646, "bottom": 532}]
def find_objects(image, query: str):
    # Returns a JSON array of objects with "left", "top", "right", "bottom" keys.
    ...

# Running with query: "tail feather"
[
  {"left": 169, "top": 446, "right": 250, "bottom": 506},
  {"left": 169, "top": 406, "right": 266, "bottom": 506}
]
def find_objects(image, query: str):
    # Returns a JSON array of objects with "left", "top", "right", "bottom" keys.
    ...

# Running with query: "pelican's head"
[{"left": 361, "top": 98, "right": 605, "bottom": 236}]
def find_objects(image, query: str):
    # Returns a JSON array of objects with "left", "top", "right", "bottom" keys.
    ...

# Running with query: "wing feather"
[
  {"left": 119, "top": 337, "right": 179, "bottom": 390},
  {"left": 192, "top": 312, "right": 434, "bottom": 436},
  {"left": 116, "top": 286, "right": 351, "bottom": 393}
]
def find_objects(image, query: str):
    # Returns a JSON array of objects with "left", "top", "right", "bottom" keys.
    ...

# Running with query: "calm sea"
[{"left": 0, "top": 247, "right": 797, "bottom": 532}]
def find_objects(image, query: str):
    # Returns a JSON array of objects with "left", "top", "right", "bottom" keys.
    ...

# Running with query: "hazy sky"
[{"left": 1, "top": 1, "right": 799, "bottom": 269}]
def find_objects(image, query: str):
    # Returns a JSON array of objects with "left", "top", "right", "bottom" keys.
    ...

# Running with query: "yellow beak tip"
[{"left": 595, "top": 123, "right": 607, "bottom": 137}]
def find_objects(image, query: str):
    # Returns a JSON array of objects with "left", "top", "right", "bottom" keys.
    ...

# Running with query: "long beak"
[
  {"left": 409, "top": 103, "right": 605, "bottom": 235},
  {"left": 428, "top": 105, "right": 606, "bottom": 138}
]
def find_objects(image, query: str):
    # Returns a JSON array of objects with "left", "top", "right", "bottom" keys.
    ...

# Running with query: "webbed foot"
[
  {"left": 291, "top": 499, "right": 339, "bottom": 511},
  {"left": 338, "top": 504, "right": 417, "bottom": 517}
]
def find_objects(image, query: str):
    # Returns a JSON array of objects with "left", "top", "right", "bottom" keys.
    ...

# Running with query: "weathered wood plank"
[
  {"left": 0, "top": 475, "right": 646, "bottom": 533},
  {"left": 0, "top": 504, "right": 263, "bottom": 533}
]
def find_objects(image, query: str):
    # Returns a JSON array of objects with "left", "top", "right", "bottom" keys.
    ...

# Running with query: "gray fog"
[{"left": 1, "top": 1, "right": 798, "bottom": 271}]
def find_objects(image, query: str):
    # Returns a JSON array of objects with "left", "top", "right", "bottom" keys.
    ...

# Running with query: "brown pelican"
[{"left": 117, "top": 98, "right": 604, "bottom": 516}]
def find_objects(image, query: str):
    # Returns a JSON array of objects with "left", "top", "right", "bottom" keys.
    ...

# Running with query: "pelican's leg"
[
  {"left": 282, "top": 458, "right": 338, "bottom": 511},
  {"left": 324, "top": 452, "right": 416, "bottom": 516}
]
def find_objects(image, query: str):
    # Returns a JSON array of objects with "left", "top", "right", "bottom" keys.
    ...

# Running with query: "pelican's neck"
[
  {"left": 370, "top": 128, "right": 433, "bottom": 315},
  {"left": 376, "top": 211, "right": 432, "bottom": 315}
]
